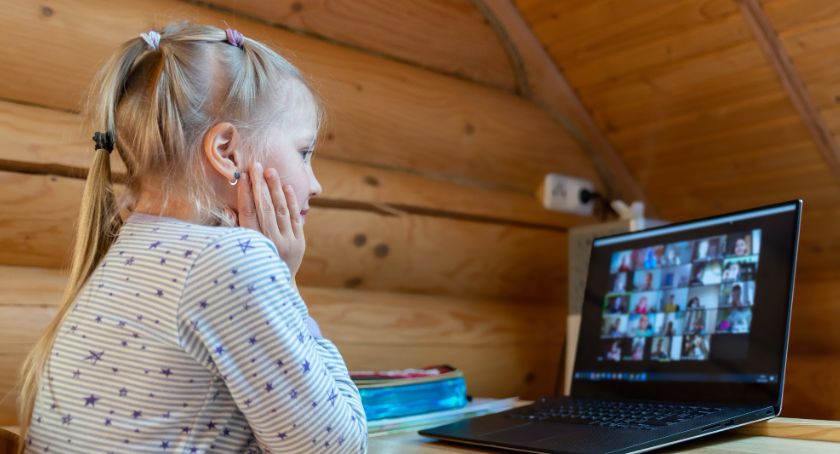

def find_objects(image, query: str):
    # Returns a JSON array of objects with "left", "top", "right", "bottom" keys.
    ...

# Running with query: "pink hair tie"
[{"left": 225, "top": 28, "right": 245, "bottom": 48}]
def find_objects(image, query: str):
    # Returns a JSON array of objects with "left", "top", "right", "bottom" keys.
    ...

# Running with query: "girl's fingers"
[
  {"left": 236, "top": 168, "right": 259, "bottom": 230},
  {"left": 284, "top": 184, "right": 304, "bottom": 239},
  {"left": 251, "top": 162, "right": 280, "bottom": 237},
  {"left": 265, "top": 167, "right": 292, "bottom": 236}
]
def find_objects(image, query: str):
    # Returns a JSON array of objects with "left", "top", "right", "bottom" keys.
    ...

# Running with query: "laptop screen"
[{"left": 571, "top": 201, "right": 801, "bottom": 409}]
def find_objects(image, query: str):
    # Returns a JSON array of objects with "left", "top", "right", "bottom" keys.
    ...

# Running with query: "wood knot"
[
  {"left": 345, "top": 277, "right": 363, "bottom": 288},
  {"left": 353, "top": 234, "right": 367, "bottom": 247},
  {"left": 463, "top": 122, "right": 475, "bottom": 135},
  {"left": 363, "top": 175, "right": 380, "bottom": 187},
  {"left": 524, "top": 372, "right": 536, "bottom": 384},
  {"left": 373, "top": 244, "right": 389, "bottom": 258}
]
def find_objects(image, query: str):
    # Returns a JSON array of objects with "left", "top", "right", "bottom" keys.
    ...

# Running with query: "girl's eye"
[{"left": 299, "top": 148, "right": 313, "bottom": 162}]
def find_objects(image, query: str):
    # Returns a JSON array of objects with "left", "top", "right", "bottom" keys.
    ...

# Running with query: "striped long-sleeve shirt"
[{"left": 26, "top": 212, "right": 368, "bottom": 453}]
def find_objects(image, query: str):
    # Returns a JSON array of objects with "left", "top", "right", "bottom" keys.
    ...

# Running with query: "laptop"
[{"left": 420, "top": 200, "right": 802, "bottom": 454}]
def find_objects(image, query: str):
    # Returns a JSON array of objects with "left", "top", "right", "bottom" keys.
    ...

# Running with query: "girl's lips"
[{"left": 300, "top": 209, "right": 309, "bottom": 216}]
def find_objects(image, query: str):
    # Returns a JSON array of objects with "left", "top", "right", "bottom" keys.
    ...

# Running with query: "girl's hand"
[{"left": 234, "top": 161, "right": 306, "bottom": 281}]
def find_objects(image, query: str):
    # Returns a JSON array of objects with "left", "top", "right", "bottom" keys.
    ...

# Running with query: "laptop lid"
[{"left": 570, "top": 200, "right": 802, "bottom": 412}]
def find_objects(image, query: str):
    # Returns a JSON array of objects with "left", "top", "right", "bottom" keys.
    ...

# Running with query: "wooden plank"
[
  {"left": 202, "top": 0, "right": 517, "bottom": 90},
  {"left": 609, "top": 92, "right": 797, "bottom": 153},
  {"left": 0, "top": 99, "right": 593, "bottom": 231},
  {"left": 0, "top": 265, "right": 565, "bottom": 424},
  {"left": 737, "top": 0, "right": 840, "bottom": 186},
  {"left": 762, "top": 0, "right": 840, "bottom": 38},
  {"left": 787, "top": 277, "right": 840, "bottom": 355},
  {"left": 477, "top": 0, "right": 650, "bottom": 208},
  {"left": 735, "top": 417, "right": 840, "bottom": 443},
  {"left": 781, "top": 353, "right": 840, "bottom": 421},
  {"left": 0, "top": 306, "right": 57, "bottom": 426},
  {"left": 0, "top": 171, "right": 568, "bottom": 301},
  {"left": 366, "top": 428, "right": 840, "bottom": 453},
  {"left": 563, "top": 11, "right": 754, "bottom": 91},
  {"left": 578, "top": 43, "right": 782, "bottom": 131},
  {"left": 515, "top": 0, "right": 738, "bottom": 64},
  {"left": 0, "top": 0, "right": 602, "bottom": 195},
  {"left": 0, "top": 265, "right": 565, "bottom": 347}
]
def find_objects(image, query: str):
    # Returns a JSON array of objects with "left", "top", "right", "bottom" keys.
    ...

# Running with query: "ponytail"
[{"left": 14, "top": 37, "right": 143, "bottom": 453}]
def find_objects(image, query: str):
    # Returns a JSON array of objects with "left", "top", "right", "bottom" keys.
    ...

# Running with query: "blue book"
[{"left": 351, "top": 365, "right": 468, "bottom": 421}]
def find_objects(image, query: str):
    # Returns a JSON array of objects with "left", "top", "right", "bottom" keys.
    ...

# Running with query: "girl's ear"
[{"left": 203, "top": 122, "right": 242, "bottom": 180}]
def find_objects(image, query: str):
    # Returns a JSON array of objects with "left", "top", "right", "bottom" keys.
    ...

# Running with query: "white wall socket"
[{"left": 541, "top": 173, "right": 595, "bottom": 216}]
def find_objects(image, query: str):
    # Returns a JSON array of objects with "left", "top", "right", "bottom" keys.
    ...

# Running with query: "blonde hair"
[{"left": 15, "top": 21, "right": 322, "bottom": 450}]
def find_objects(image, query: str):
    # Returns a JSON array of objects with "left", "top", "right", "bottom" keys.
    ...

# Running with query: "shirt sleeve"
[{"left": 178, "top": 228, "right": 368, "bottom": 453}]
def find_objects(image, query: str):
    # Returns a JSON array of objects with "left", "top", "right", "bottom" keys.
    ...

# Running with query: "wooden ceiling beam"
[
  {"left": 737, "top": 0, "right": 840, "bottom": 182},
  {"left": 473, "top": 0, "right": 653, "bottom": 212}
]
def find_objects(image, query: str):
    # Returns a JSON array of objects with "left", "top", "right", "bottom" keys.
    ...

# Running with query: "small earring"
[{"left": 229, "top": 170, "right": 240, "bottom": 186}]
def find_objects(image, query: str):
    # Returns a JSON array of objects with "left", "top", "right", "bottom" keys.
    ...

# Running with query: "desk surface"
[
  {"left": 368, "top": 417, "right": 840, "bottom": 454},
  {"left": 4, "top": 417, "right": 840, "bottom": 453}
]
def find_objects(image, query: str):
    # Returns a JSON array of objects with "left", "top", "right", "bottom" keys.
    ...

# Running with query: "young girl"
[{"left": 17, "top": 22, "right": 367, "bottom": 453}]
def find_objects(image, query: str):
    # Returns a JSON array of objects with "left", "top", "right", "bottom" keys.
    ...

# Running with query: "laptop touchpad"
[{"left": 480, "top": 422, "right": 594, "bottom": 444}]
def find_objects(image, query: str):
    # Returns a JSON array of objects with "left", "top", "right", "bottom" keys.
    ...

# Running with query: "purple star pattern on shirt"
[
  {"left": 207, "top": 420, "right": 216, "bottom": 430},
  {"left": 132, "top": 410, "right": 142, "bottom": 419},
  {"left": 160, "top": 258, "right": 166, "bottom": 265},
  {"left": 104, "top": 418, "right": 112, "bottom": 426},
  {"left": 289, "top": 389, "right": 298, "bottom": 399},
  {"left": 199, "top": 300, "right": 208, "bottom": 309},
  {"left": 72, "top": 369, "right": 80, "bottom": 379},
  {"left": 117, "top": 320, "right": 126, "bottom": 328},
  {"left": 125, "top": 257, "right": 135, "bottom": 265},
  {"left": 265, "top": 382, "right": 274, "bottom": 392},
  {"left": 223, "top": 427, "right": 231, "bottom": 436},
  {"left": 184, "top": 250, "right": 193, "bottom": 258},
  {"left": 161, "top": 368, "right": 173, "bottom": 377},
  {"left": 83, "top": 394, "right": 99, "bottom": 407},
  {"left": 61, "top": 414, "right": 72, "bottom": 425},
  {"left": 238, "top": 239, "right": 254, "bottom": 254},
  {"left": 181, "top": 426, "right": 191, "bottom": 434},
  {"left": 302, "top": 360, "right": 311, "bottom": 374},
  {"left": 278, "top": 432, "right": 287, "bottom": 440},
  {"left": 297, "top": 332, "right": 305, "bottom": 343},
  {"left": 95, "top": 315, "right": 102, "bottom": 323},
  {"left": 119, "top": 387, "right": 128, "bottom": 397},
  {"left": 156, "top": 289, "right": 164, "bottom": 297},
  {"left": 149, "top": 241, "right": 161, "bottom": 250},
  {"left": 160, "top": 441, "right": 169, "bottom": 449},
  {"left": 181, "top": 234, "right": 189, "bottom": 240},
  {"left": 248, "top": 336, "right": 257, "bottom": 345},
  {"left": 215, "top": 345, "right": 224, "bottom": 355},
  {"left": 84, "top": 350, "right": 104, "bottom": 366},
  {"left": 228, "top": 283, "right": 236, "bottom": 291},
  {"left": 328, "top": 389, "right": 338, "bottom": 405}
]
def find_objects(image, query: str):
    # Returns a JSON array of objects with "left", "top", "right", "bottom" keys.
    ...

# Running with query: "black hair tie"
[{"left": 93, "top": 130, "right": 115, "bottom": 153}]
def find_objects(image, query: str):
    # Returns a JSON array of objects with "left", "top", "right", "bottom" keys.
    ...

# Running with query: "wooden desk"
[
  {"left": 368, "top": 417, "right": 840, "bottom": 453},
  {"left": 4, "top": 417, "right": 840, "bottom": 453}
]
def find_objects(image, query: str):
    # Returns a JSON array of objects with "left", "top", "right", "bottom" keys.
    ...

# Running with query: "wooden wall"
[
  {"left": 2, "top": 0, "right": 837, "bottom": 426},
  {"left": 516, "top": 0, "right": 840, "bottom": 420},
  {"left": 0, "top": 0, "right": 602, "bottom": 425}
]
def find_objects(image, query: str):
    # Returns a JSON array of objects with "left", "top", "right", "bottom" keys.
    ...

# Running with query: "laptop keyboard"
[{"left": 507, "top": 399, "right": 722, "bottom": 431}]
